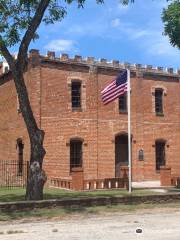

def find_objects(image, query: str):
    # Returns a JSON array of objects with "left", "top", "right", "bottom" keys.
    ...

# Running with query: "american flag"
[{"left": 101, "top": 69, "right": 128, "bottom": 105}]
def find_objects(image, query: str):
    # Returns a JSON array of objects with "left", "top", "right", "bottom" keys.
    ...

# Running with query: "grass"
[
  {"left": 0, "top": 187, "right": 180, "bottom": 222},
  {"left": 0, "top": 187, "right": 171, "bottom": 203},
  {"left": 1, "top": 201, "right": 180, "bottom": 222}
]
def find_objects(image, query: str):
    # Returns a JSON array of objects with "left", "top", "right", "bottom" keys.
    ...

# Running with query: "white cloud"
[
  {"left": 147, "top": 36, "right": 179, "bottom": 57},
  {"left": 130, "top": 30, "right": 151, "bottom": 40},
  {"left": 111, "top": 18, "right": 121, "bottom": 28},
  {"left": 44, "top": 39, "right": 76, "bottom": 52},
  {"left": 68, "top": 25, "right": 85, "bottom": 35},
  {"left": 67, "top": 22, "right": 108, "bottom": 38}
]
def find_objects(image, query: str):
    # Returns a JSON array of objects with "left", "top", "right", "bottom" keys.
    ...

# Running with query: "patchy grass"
[
  {"left": 0, "top": 187, "right": 180, "bottom": 222},
  {"left": 0, "top": 187, "right": 169, "bottom": 203},
  {"left": 1, "top": 201, "right": 180, "bottom": 222}
]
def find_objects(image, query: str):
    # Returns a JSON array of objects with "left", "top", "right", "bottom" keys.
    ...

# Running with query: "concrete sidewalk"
[{"left": 132, "top": 181, "right": 161, "bottom": 188}]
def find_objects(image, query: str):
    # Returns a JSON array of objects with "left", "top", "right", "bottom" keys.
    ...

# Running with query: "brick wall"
[{"left": 0, "top": 51, "right": 179, "bottom": 183}]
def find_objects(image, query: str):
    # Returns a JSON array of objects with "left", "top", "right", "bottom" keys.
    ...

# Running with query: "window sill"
[
  {"left": 156, "top": 112, "right": 164, "bottom": 117},
  {"left": 72, "top": 107, "right": 82, "bottom": 112},
  {"left": 119, "top": 111, "right": 127, "bottom": 114}
]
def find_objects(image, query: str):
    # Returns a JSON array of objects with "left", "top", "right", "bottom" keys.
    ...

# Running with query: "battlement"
[{"left": 29, "top": 49, "right": 180, "bottom": 77}]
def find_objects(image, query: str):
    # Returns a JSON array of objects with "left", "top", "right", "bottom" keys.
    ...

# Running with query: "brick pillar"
[
  {"left": 71, "top": 167, "right": 84, "bottom": 191},
  {"left": 29, "top": 49, "right": 40, "bottom": 67},
  {"left": 160, "top": 166, "right": 171, "bottom": 186}
]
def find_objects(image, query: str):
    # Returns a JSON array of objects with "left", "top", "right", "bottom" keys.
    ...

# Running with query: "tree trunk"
[
  {"left": 12, "top": 69, "right": 46, "bottom": 200},
  {"left": 25, "top": 129, "right": 47, "bottom": 200},
  {"left": 0, "top": 0, "right": 52, "bottom": 201},
  {"left": 26, "top": 161, "right": 47, "bottom": 200}
]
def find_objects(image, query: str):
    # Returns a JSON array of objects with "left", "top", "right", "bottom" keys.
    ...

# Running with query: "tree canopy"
[
  {"left": 0, "top": 0, "right": 104, "bottom": 49},
  {"left": 162, "top": 0, "right": 180, "bottom": 49}
]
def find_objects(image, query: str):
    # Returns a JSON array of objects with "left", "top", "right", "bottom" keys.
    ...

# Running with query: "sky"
[{"left": 12, "top": 0, "right": 180, "bottom": 69}]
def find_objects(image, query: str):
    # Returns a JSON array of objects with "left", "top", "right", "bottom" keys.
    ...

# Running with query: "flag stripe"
[
  {"left": 102, "top": 85, "right": 127, "bottom": 102},
  {"left": 101, "top": 70, "right": 128, "bottom": 105},
  {"left": 101, "top": 80, "right": 116, "bottom": 94},
  {"left": 102, "top": 88, "right": 127, "bottom": 104},
  {"left": 103, "top": 87, "right": 127, "bottom": 105},
  {"left": 102, "top": 82, "right": 127, "bottom": 99}
]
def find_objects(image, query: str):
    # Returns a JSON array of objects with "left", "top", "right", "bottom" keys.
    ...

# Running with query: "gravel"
[{"left": 0, "top": 209, "right": 180, "bottom": 240}]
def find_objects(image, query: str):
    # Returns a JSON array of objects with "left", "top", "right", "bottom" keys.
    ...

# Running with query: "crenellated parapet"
[{"left": 28, "top": 49, "right": 180, "bottom": 77}]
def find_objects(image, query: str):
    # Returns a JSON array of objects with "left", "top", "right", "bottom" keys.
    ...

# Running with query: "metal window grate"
[
  {"left": 155, "top": 89, "right": 163, "bottom": 114},
  {"left": 71, "top": 82, "right": 81, "bottom": 108},
  {"left": 119, "top": 94, "right": 127, "bottom": 112},
  {"left": 70, "top": 140, "right": 82, "bottom": 171}
]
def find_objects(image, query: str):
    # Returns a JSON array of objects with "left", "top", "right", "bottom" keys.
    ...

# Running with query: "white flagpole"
[{"left": 127, "top": 69, "right": 132, "bottom": 193}]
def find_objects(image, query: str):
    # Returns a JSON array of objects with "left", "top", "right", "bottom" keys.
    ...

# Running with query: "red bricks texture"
[
  {"left": 71, "top": 167, "right": 84, "bottom": 191},
  {"left": 160, "top": 166, "right": 172, "bottom": 186},
  {"left": 0, "top": 50, "right": 179, "bottom": 182}
]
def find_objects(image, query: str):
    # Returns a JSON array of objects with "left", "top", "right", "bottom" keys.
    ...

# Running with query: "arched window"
[
  {"left": 155, "top": 139, "right": 166, "bottom": 171},
  {"left": 70, "top": 139, "right": 83, "bottom": 171}
]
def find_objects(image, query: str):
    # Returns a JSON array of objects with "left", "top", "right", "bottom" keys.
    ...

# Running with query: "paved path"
[{"left": 0, "top": 209, "right": 180, "bottom": 240}]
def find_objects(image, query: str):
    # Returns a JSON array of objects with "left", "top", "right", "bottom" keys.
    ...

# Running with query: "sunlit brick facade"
[{"left": 0, "top": 49, "right": 179, "bottom": 183}]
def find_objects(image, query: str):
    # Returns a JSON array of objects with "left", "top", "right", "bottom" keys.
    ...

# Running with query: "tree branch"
[
  {"left": 0, "top": 37, "right": 15, "bottom": 71},
  {"left": 17, "top": 0, "right": 51, "bottom": 69}
]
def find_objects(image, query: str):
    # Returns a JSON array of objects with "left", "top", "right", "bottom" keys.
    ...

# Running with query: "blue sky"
[{"left": 25, "top": 1, "right": 180, "bottom": 69}]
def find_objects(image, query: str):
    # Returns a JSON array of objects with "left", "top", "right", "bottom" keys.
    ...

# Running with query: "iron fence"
[{"left": 0, "top": 160, "right": 29, "bottom": 188}]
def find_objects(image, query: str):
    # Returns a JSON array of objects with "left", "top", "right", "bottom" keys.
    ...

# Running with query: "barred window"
[
  {"left": 155, "top": 89, "right": 163, "bottom": 115},
  {"left": 70, "top": 140, "right": 82, "bottom": 171},
  {"left": 119, "top": 94, "right": 127, "bottom": 113},
  {"left": 155, "top": 141, "right": 165, "bottom": 171},
  {"left": 71, "top": 81, "right": 81, "bottom": 109}
]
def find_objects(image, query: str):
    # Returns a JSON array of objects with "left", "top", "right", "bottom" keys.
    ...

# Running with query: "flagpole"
[{"left": 127, "top": 69, "right": 132, "bottom": 193}]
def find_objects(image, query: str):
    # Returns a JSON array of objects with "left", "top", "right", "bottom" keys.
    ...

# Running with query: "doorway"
[
  {"left": 115, "top": 135, "right": 128, "bottom": 177},
  {"left": 155, "top": 140, "right": 166, "bottom": 171}
]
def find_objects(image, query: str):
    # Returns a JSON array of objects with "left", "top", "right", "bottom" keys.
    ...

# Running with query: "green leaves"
[
  {"left": 0, "top": 0, "right": 105, "bottom": 47},
  {"left": 43, "top": 2, "right": 67, "bottom": 24},
  {"left": 162, "top": 0, "right": 180, "bottom": 49},
  {"left": 119, "top": 0, "right": 134, "bottom": 5}
]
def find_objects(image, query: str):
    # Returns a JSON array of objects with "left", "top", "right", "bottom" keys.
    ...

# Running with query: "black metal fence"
[{"left": 0, "top": 160, "right": 29, "bottom": 188}]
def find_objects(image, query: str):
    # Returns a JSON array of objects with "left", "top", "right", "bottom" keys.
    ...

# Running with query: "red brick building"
[{"left": 0, "top": 49, "right": 179, "bottom": 186}]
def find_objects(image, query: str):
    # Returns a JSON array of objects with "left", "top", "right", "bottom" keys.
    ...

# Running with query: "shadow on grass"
[
  {"left": 0, "top": 187, "right": 127, "bottom": 203},
  {"left": 0, "top": 194, "right": 25, "bottom": 202},
  {"left": 168, "top": 188, "right": 180, "bottom": 193},
  {"left": 1, "top": 187, "right": 179, "bottom": 203},
  {"left": 0, "top": 205, "right": 91, "bottom": 221}
]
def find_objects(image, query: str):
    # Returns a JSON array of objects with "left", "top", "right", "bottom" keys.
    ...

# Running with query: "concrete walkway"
[{"left": 132, "top": 181, "right": 161, "bottom": 188}]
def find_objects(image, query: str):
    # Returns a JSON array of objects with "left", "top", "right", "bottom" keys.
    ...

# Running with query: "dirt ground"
[{"left": 0, "top": 208, "right": 180, "bottom": 240}]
